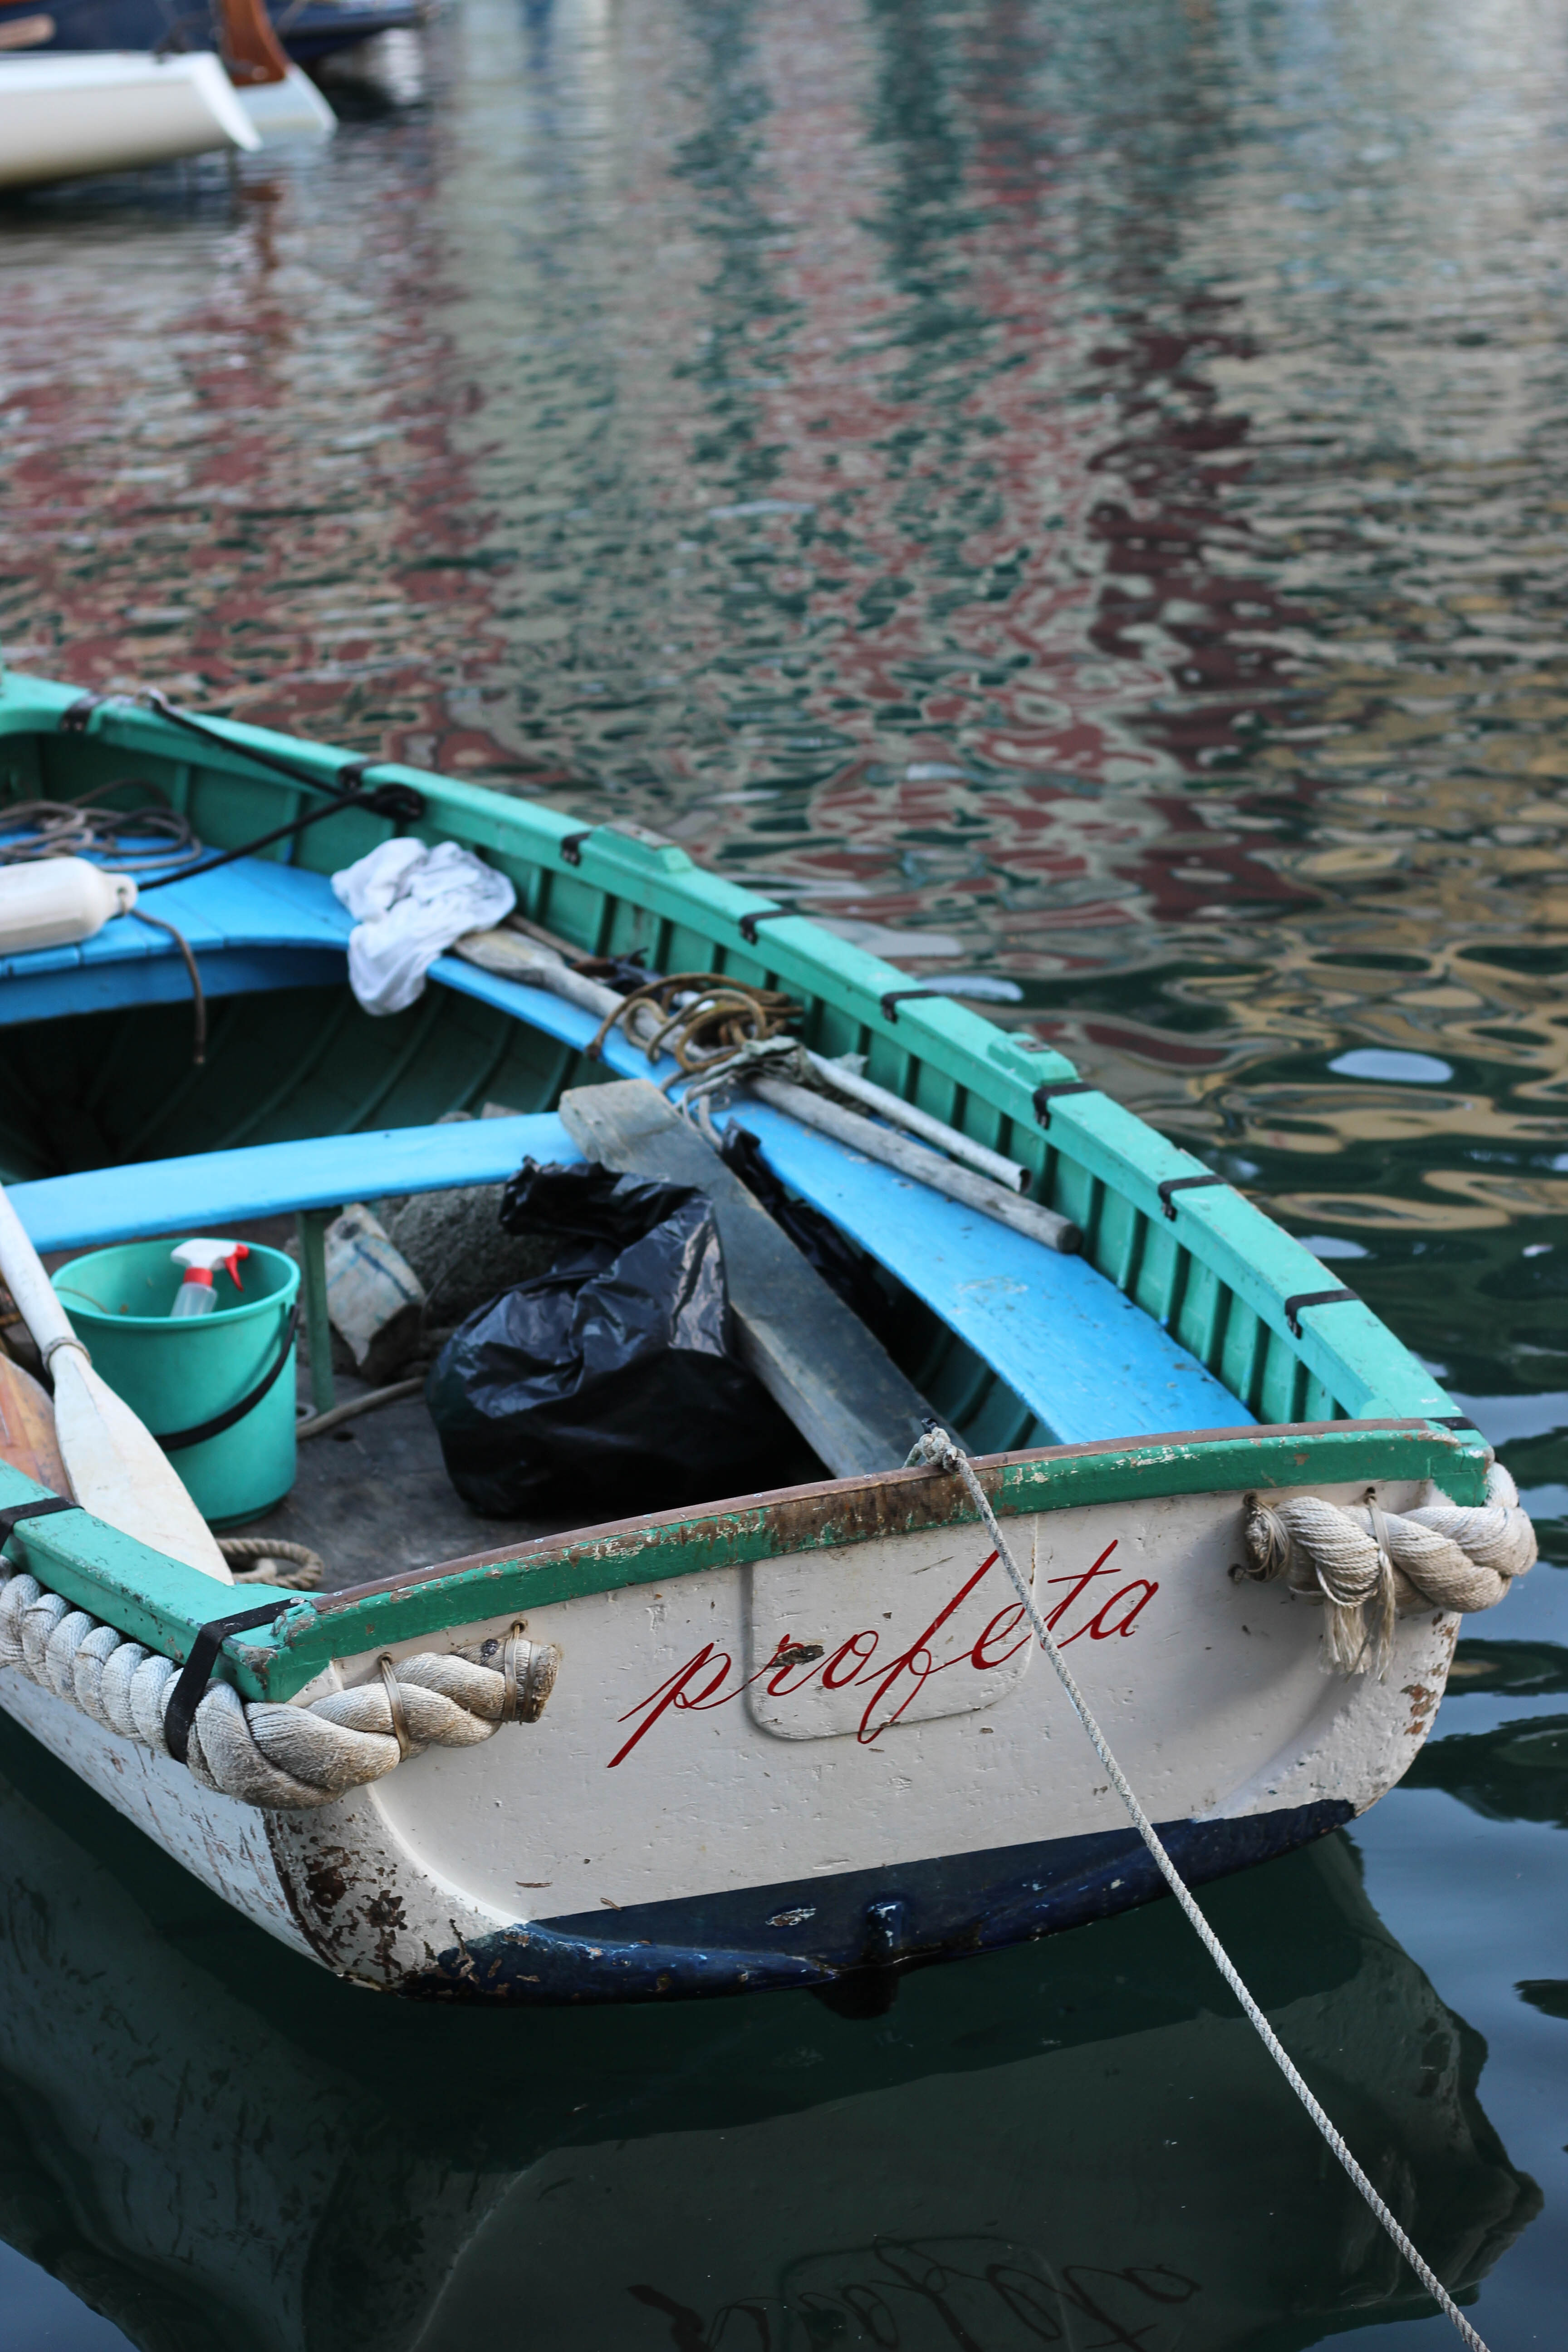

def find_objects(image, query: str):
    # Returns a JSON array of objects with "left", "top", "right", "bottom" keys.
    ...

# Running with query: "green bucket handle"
[{"left": 153, "top": 1303, "right": 300, "bottom": 1453}]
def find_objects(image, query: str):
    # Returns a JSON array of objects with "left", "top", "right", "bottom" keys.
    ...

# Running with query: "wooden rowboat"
[{"left": 0, "top": 666, "right": 1536, "bottom": 2005}]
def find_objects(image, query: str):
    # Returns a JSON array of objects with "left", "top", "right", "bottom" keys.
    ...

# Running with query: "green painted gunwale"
[
  {"left": 0, "top": 670, "right": 1480, "bottom": 1705},
  {"left": 0, "top": 1422, "right": 1490, "bottom": 1704}
]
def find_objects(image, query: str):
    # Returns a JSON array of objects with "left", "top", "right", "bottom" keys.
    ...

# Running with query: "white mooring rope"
[
  {"left": 1239, "top": 1463, "right": 1534, "bottom": 1679},
  {"left": 906, "top": 1427, "right": 1496, "bottom": 2352},
  {"left": 0, "top": 1567, "right": 559, "bottom": 1809}
]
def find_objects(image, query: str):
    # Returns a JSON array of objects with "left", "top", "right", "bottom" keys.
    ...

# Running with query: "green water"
[{"left": 3, "top": 0, "right": 1568, "bottom": 2340}]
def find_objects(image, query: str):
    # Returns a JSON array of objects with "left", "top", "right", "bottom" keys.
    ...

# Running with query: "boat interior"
[
  {"left": 0, "top": 858, "right": 1250, "bottom": 1572},
  {"left": 0, "top": 684, "right": 1443, "bottom": 1592}
]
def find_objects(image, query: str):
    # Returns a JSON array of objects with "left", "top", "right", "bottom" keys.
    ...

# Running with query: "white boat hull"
[
  {"left": 0, "top": 52, "right": 260, "bottom": 188},
  {"left": 0, "top": 1467, "right": 1460, "bottom": 2000},
  {"left": 234, "top": 63, "right": 335, "bottom": 145}
]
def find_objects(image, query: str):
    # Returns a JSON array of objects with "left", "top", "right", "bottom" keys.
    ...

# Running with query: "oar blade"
[{"left": 51, "top": 1353, "right": 233, "bottom": 1583}]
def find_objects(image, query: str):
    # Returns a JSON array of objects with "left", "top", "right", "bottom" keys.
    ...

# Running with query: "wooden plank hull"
[{"left": 0, "top": 1462, "right": 1459, "bottom": 2001}]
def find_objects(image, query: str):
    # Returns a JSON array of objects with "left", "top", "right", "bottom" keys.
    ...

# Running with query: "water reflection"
[
  {"left": 6, "top": 0, "right": 1568, "bottom": 2337},
  {"left": 0, "top": 1719, "right": 1539, "bottom": 2352},
  {"left": 1406, "top": 1712, "right": 1568, "bottom": 1830},
  {"left": 7, "top": 0, "right": 1568, "bottom": 1206}
]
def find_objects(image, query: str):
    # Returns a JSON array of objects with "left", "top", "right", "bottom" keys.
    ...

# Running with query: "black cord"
[
  {"left": 135, "top": 694, "right": 428, "bottom": 895},
  {"left": 137, "top": 789, "right": 382, "bottom": 894},
  {"left": 129, "top": 908, "right": 206, "bottom": 1065},
  {"left": 142, "top": 692, "right": 425, "bottom": 822}
]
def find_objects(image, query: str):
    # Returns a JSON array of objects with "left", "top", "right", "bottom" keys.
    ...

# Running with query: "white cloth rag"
[{"left": 332, "top": 838, "right": 517, "bottom": 1016}]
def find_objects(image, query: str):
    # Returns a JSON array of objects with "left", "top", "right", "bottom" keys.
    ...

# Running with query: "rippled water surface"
[{"left": 4, "top": 0, "right": 1568, "bottom": 2344}]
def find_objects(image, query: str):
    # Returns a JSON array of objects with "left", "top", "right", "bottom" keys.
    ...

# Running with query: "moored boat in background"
[
  {"left": 0, "top": 48, "right": 258, "bottom": 187},
  {"left": 0, "top": 0, "right": 329, "bottom": 190},
  {"left": 0, "top": 0, "right": 428, "bottom": 66}
]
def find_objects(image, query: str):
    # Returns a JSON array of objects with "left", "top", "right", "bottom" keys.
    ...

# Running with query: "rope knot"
[
  {"left": 0, "top": 1564, "right": 562, "bottom": 1810},
  {"left": 1238, "top": 1469, "right": 1535, "bottom": 1680},
  {"left": 1240, "top": 1494, "right": 1293, "bottom": 1583},
  {"left": 905, "top": 1422, "right": 962, "bottom": 1475}
]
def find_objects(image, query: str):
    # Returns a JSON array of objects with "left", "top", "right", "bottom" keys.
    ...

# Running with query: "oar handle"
[{"left": 0, "top": 1188, "right": 86, "bottom": 1361}]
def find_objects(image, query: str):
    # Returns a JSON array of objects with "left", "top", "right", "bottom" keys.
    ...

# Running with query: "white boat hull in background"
[
  {"left": 0, "top": 51, "right": 260, "bottom": 188},
  {"left": 234, "top": 62, "right": 335, "bottom": 144}
]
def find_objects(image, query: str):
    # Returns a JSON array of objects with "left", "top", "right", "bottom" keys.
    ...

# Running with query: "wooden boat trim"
[{"left": 0, "top": 1417, "right": 1488, "bottom": 1706}]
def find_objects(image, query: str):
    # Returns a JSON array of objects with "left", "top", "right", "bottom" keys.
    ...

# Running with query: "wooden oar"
[
  {"left": 0, "top": 1190, "right": 232, "bottom": 1583},
  {"left": 0, "top": 1351, "right": 71, "bottom": 1496}
]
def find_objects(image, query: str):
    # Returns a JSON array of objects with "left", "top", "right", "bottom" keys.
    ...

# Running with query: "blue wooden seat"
[
  {"left": 709, "top": 1101, "right": 1246, "bottom": 1447},
  {"left": 8, "top": 1114, "right": 582, "bottom": 1253},
  {"left": 11, "top": 1109, "right": 1245, "bottom": 1449},
  {"left": 0, "top": 854, "right": 671, "bottom": 1087},
  {"left": 0, "top": 859, "right": 354, "bottom": 1026}
]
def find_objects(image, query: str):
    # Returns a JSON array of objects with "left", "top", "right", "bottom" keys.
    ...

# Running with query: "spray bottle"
[{"left": 169, "top": 1238, "right": 249, "bottom": 1319}]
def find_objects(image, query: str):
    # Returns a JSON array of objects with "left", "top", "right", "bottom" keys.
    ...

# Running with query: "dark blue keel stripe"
[{"left": 404, "top": 1798, "right": 1353, "bottom": 2004}]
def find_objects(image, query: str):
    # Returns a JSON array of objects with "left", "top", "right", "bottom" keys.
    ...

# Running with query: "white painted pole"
[
  {"left": 803, "top": 1049, "right": 1031, "bottom": 1193},
  {"left": 750, "top": 1075, "right": 1082, "bottom": 1254}
]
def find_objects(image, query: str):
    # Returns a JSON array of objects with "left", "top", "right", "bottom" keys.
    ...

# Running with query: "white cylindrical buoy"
[{"left": 0, "top": 859, "right": 137, "bottom": 954}]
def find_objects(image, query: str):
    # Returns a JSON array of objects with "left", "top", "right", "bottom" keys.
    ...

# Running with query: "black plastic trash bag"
[{"left": 425, "top": 1159, "right": 801, "bottom": 1518}]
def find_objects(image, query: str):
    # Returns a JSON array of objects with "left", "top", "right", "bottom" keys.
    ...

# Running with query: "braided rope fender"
[
  {"left": 0, "top": 1568, "right": 559, "bottom": 1809},
  {"left": 1239, "top": 1461, "right": 1535, "bottom": 1676}
]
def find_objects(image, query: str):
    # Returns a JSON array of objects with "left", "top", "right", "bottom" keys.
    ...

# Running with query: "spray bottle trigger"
[{"left": 171, "top": 1237, "right": 251, "bottom": 1288}]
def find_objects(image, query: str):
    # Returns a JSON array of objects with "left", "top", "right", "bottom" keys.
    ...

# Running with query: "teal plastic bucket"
[{"left": 52, "top": 1241, "right": 300, "bottom": 1529}]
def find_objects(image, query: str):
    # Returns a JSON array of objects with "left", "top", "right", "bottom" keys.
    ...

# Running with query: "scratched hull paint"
[{"left": 0, "top": 1471, "right": 1459, "bottom": 1999}]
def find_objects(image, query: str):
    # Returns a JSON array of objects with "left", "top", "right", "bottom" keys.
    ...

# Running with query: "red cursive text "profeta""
[{"left": 607, "top": 1539, "right": 1157, "bottom": 1767}]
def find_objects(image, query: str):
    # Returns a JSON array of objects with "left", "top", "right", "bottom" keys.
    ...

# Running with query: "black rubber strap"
[
  {"left": 559, "top": 830, "right": 594, "bottom": 867},
  {"left": 153, "top": 1306, "right": 299, "bottom": 1453},
  {"left": 0, "top": 1496, "right": 80, "bottom": 1543},
  {"left": 1284, "top": 1287, "right": 1357, "bottom": 1339},
  {"left": 58, "top": 692, "right": 109, "bottom": 734},
  {"left": 165, "top": 1597, "right": 299, "bottom": 1766},
  {"left": 1433, "top": 1413, "right": 1481, "bottom": 1433},
  {"left": 881, "top": 989, "right": 937, "bottom": 1022},
  {"left": 143, "top": 692, "right": 424, "bottom": 822},
  {"left": 1033, "top": 1082, "right": 1095, "bottom": 1125},
  {"left": 139, "top": 778, "right": 423, "bottom": 897},
  {"left": 738, "top": 906, "right": 794, "bottom": 946},
  {"left": 1157, "top": 1173, "right": 1226, "bottom": 1220}
]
